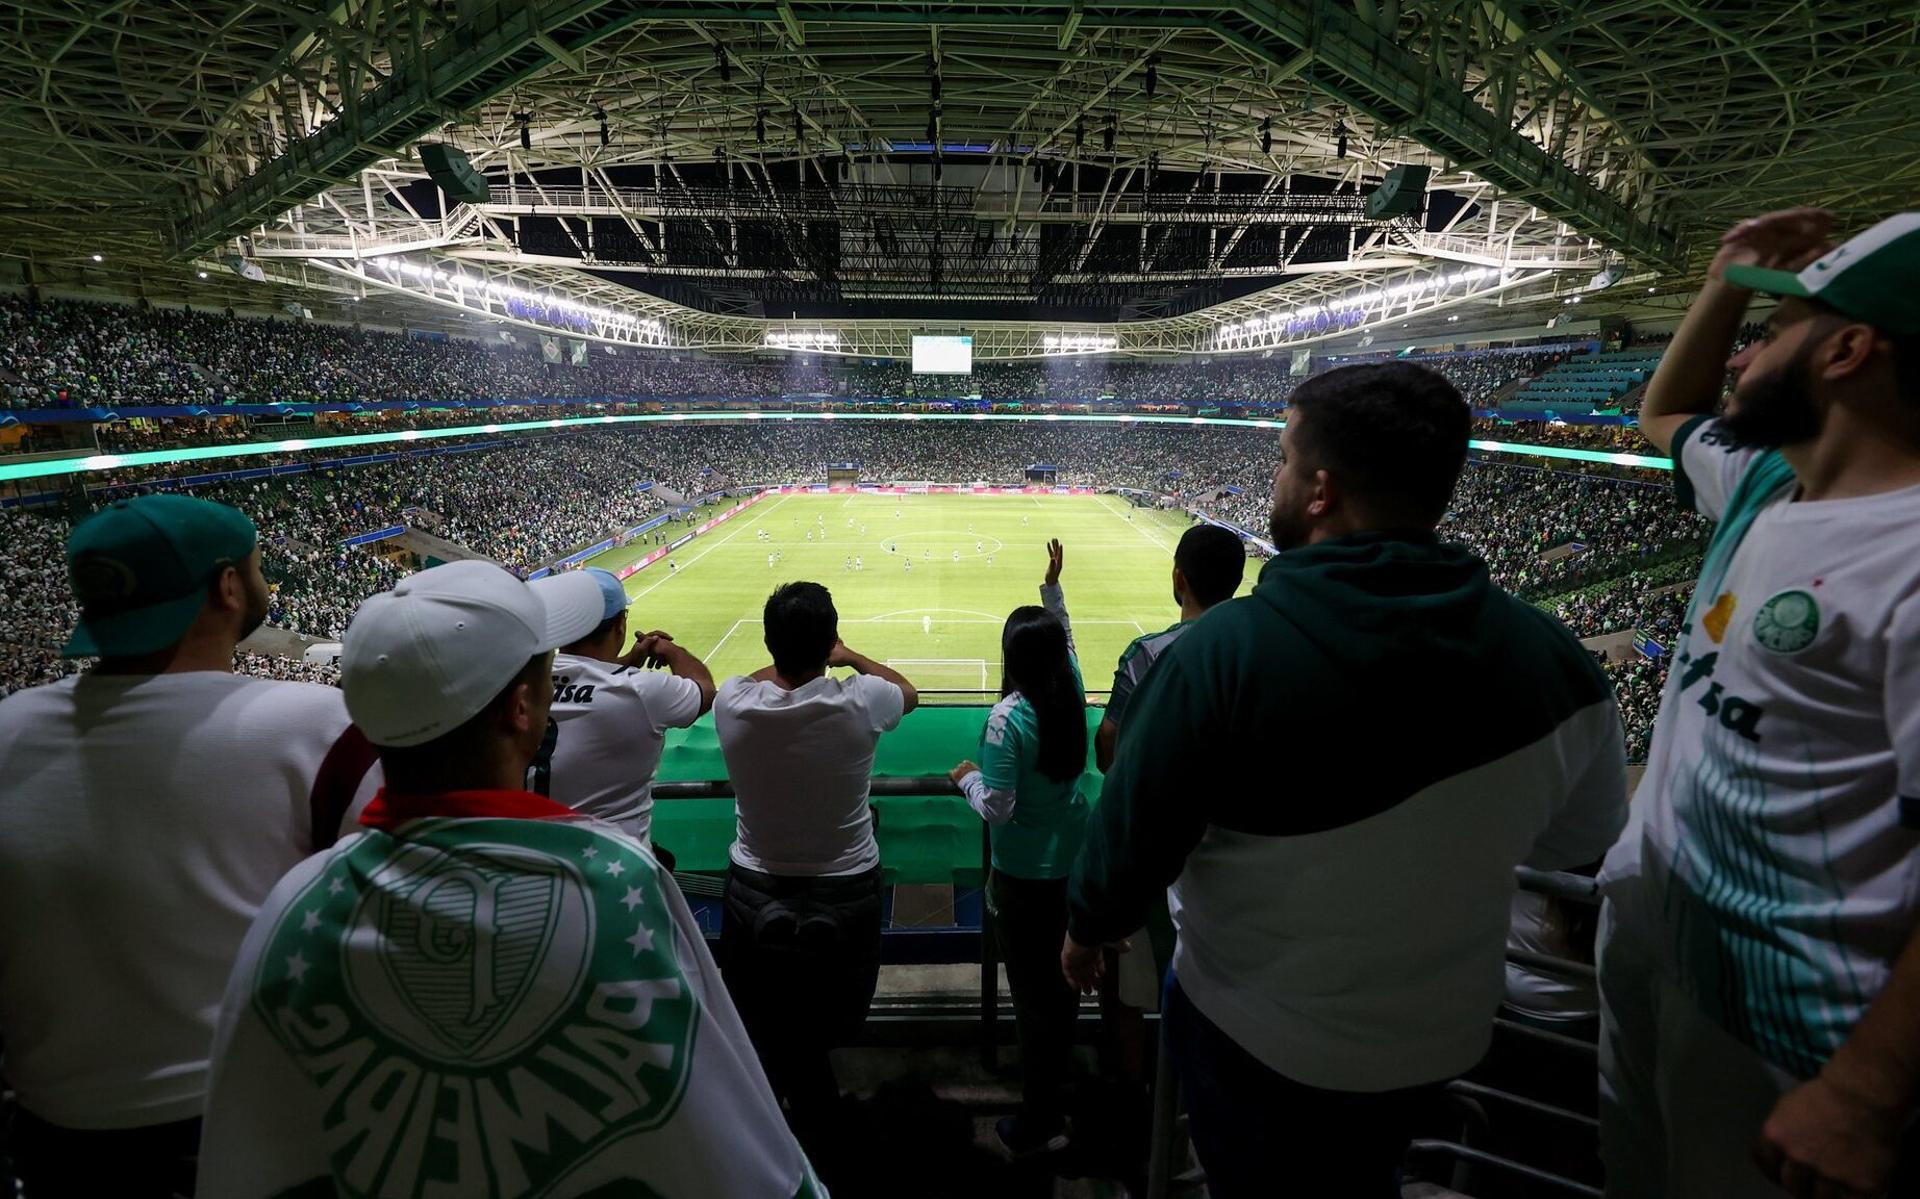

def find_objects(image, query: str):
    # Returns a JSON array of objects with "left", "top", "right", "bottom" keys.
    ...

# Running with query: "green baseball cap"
[
  {"left": 1725, "top": 212, "right": 1920, "bottom": 335},
  {"left": 63, "top": 494, "right": 258, "bottom": 658}
]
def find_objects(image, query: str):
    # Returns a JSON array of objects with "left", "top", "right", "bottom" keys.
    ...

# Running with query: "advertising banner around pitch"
[{"left": 613, "top": 490, "right": 772, "bottom": 580}]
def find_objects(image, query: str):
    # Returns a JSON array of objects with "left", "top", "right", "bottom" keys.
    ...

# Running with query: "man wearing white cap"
[
  {"left": 1600, "top": 209, "right": 1920, "bottom": 1197},
  {"left": 539, "top": 567, "right": 714, "bottom": 850},
  {"left": 196, "top": 562, "right": 822, "bottom": 1198}
]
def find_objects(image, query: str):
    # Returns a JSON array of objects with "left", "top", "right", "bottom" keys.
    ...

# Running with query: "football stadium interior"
[{"left": 3, "top": 2, "right": 1919, "bottom": 1196}]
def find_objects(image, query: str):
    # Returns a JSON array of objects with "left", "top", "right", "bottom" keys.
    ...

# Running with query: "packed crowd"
[
  {"left": 0, "top": 510, "right": 80, "bottom": 700},
  {"left": 1472, "top": 417, "right": 1642, "bottom": 451},
  {"left": 5, "top": 420, "right": 1695, "bottom": 764},
  {"left": 1548, "top": 572, "right": 1694, "bottom": 641},
  {"left": 1441, "top": 466, "right": 1708, "bottom": 596},
  {"left": 1603, "top": 654, "right": 1670, "bottom": 763},
  {"left": 4, "top": 295, "right": 1621, "bottom": 417}
]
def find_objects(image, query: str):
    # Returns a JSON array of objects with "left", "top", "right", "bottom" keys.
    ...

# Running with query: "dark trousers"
[
  {"left": 1164, "top": 979, "right": 1441, "bottom": 1198},
  {"left": 721, "top": 863, "right": 883, "bottom": 1150},
  {"left": 6, "top": 1107, "right": 200, "bottom": 1199},
  {"left": 987, "top": 870, "right": 1079, "bottom": 1134}
]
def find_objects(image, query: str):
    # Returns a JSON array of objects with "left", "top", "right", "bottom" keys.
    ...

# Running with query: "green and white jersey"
[
  {"left": 968, "top": 583, "right": 1092, "bottom": 880},
  {"left": 1604, "top": 415, "right": 1920, "bottom": 1078},
  {"left": 198, "top": 788, "right": 823, "bottom": 1199},
  {"left": 1105, "top": 620, "right": 1190, "bottom": 730}
]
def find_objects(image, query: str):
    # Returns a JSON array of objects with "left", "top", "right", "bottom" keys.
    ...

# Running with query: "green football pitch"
[{"left": 583, "top": 492, "right": 1254, "bottom": 699}]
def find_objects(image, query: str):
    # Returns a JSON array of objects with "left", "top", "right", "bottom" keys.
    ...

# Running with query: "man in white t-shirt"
[
  {"left": 537, "top": 568, "right": 713, "bottom": 851},
  {"left": 196, "top": 562, "right": 820, "bottom": 1199},
  {"left": 0, "top": 495, "right": 381, "bottom": 1198},
  {"left": 1601, "top": 208, "right": 1920, "bottom": 1197},
  {"left": 713, "top": 580, "right": 918, "bottom": 1178}
]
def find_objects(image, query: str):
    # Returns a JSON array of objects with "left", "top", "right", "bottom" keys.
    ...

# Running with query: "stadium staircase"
[
  {"left": 1502, "top": 349, "right": 1664, "bottom": 416},
  {"left": 391, "top": 524, "right": 498, "bottom": 566},
  {"left": 188, "top": 361, "right": 236, "bottom": 395}
]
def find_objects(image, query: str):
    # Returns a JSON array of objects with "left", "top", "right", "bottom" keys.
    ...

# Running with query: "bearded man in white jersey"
[
  {"left": 0, "top": 495, "right": 381, "bottom": 1198},
  {"left": 1601, "top": 208, "right": 1920, "bottom": 1198},
  {"left": 538, "top": 567, "right": 714, "bottom": 854}
]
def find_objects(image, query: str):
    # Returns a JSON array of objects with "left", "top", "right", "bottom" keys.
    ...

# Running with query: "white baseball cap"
[{"left": 342, "top": 561, "right": 606, "bottom": 748}]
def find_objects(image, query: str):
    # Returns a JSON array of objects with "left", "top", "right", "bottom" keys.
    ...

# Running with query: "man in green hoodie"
[{"left": 1063, "top": 362, "right": 1630, "bottom": 1197}]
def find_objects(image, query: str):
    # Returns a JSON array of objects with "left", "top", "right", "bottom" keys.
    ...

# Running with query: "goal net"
[{"left": 885, "top": 658, "right": 992, "bottom": 696}]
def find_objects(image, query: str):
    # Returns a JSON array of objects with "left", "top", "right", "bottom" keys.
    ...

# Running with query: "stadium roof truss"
[{"left": 4, "top": 0, "right": 1918, "bottom": 351}]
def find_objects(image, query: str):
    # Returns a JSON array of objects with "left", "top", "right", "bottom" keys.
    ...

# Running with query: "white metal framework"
[{"left": 3, "top": 1, "right": 1915, "bottom": 351}]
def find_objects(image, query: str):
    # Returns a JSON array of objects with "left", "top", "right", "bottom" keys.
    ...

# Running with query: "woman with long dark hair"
[{"left": 951, "top": 538, "right": 1091, "bottom": 1160}]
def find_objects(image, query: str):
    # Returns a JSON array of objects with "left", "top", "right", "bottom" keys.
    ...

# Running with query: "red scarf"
[{"left": 357, "top": 787, "right": 574, "bottom": 831}]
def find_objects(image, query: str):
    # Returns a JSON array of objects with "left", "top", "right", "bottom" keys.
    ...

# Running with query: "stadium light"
[
  {"left": 367, "top": 258, "right": 665, "bottom": 340},
  {"left": 1214, "top": 266, "right": 1502, "bottom": 347},
  {"left": 766, "top": 330, "right": 840, "bottom": 350},
  {"left": 1041, "top": 333, "right": 1118, "bottom": 354},
  {"left": 0, "top": 412, "right": 1673, "bottom": 486}
]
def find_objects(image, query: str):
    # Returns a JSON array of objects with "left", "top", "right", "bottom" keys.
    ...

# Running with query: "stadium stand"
[
  {"left": 2, "top": 419, "right": 1707, "bottom": 776},
  {"left": 1503, "top": 348, "right": 1664, "bottom": 415},
  {"left": 3, "top": 294, "right": 1609, "bottom": 426}
]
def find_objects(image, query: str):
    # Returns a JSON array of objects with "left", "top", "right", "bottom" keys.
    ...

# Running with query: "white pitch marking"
[
  {"left": 703, "top": 618, "right": 749, "bottom": 660},
  {"left": 1097, "top": 495, "right": 1175, "bottom": 554},
  {"left": 625, "top": 492, "right": 795, "bottom": 602}
]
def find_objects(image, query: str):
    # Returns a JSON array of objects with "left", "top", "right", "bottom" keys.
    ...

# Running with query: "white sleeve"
[
  {"left": 641, "top": 672, "right": 706, "bottom": 733},
  {"left": 1673, "top": 415, "right": 1765, "bottom": 522},
  {"left": 1525, "top": 698, "right": 1632, "bottom": 870},
  {"left": 1040, "top": 582, "right": 1075, "bottom": 654},
  {"left": 1887, "top": 595, "right": 1920, "bottom": 830},
  {"left": 855, "top": 673, "right": 906, "bottom": 733},
  {"left": 959, "top": 769, "right": 1016, "bottom": 826},
  {"left": 197, "top": 864, "right": 334, "bottom": 1198}
]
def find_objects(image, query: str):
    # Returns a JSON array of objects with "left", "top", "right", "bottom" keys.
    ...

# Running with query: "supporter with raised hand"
[
  {"left": 1063, "top": 363, "right": 1629, "bottom": 1197},
  {"left": 949, "top": 537, "right": 1092, "bottom": 1164},
  {"left": 712, "top": 581, "right": 917, "bottom": 1182},
  {"left": 0, "top": 495, "right": 382, "bottom": 1198},
  {"left": 538, "top": 568, "right": 715, "bottom": 852},
  {"left": 1598, "top": 208, "right": 1920, "bottom": 1199}
]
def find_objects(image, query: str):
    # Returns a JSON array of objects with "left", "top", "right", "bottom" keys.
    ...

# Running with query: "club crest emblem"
[
  {"left": 344, "top": 841, "right": 592, "bottom": 1064},
  {"left": 1753, "top": 589, "right": 1819, "bottom": 654}
]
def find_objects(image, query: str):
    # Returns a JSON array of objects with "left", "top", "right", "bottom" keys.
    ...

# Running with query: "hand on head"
[{"left": 1713, "top": 208, "right": 1835, "bottom": 282}]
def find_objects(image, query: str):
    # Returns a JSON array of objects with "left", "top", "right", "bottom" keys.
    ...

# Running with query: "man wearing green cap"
[
  {"left": 0, "top": 493, "right": 381, "bottom": 1198},
  {"left": 1599, "top": 208, "right": 1920, "bottom": 1197}
]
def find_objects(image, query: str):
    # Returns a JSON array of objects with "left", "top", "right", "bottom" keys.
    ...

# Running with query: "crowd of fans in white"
[{"left": 3, "top": 419, "right": 1702, "bottom": 760}]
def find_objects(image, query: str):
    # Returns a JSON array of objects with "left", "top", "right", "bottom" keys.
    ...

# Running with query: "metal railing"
[
  {"left": 652, "top": 774, "right": 1005, "bottom": 1064},
  {"left": 657, "top": 772, "right": 1609, "bottom": 1197}
]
